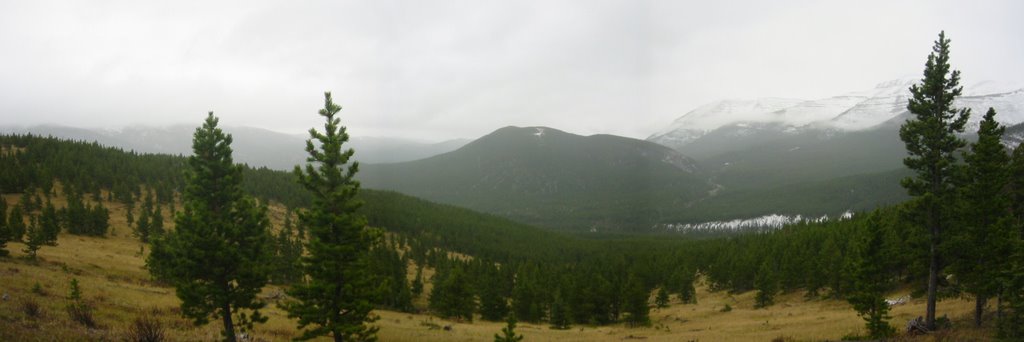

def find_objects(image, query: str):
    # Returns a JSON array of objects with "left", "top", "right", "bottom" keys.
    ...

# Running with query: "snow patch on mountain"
[
  {"left": 650, "top": 78, "right": 1024, "bottom": 151},
  {"left": 659, "top": 211, "right": 855, "bottom": 233}
]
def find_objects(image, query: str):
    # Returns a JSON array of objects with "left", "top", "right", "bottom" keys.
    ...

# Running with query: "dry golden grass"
[{"left": 0, "top": 191, "right": 997, "bottom": 341}]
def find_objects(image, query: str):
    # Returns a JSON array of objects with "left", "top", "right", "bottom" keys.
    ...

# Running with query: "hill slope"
[{"left": 360, "top": 126, "right": 712, "bottom": 232}]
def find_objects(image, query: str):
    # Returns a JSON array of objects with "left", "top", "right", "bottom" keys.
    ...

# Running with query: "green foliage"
[
  {"left": 410, "top": 267, "right": 424, "bottom": 297},
  {"left": 673, "top": 268, "right": 697, "bottom": 304},
  {"left": 284, "top": 93, "right": 378, "bottom": 342},
  {"left": 899, "top": 31, "right": 970, "bottom": 329},
  {"left": 147, "top": 113, "right": 272, "bottom": 342},
  {"left": 622, "top": 274, "right": 651, "bottom": 327},
  {"left": 23, "top": 216, "right": 47, "bottom": 259},
  {"left": 7, "top": 204, "right": 26, "bottom": 243},
  {"left": 428, "top": 263, "right": 475, "bottom": 321},
  {"left": 511, "top": 263, "right": 546, "bottom": 323},
  {"left": 477, "top": 264, "right": 509, "bottom": 322},
  {"left": 655, "top": 287, "right": 669, "bottom": 308},
  {"left": 548, "top": 291, "right": 571, "bottom": 330},
  {"left": 1001, "top": 143, "right": 1024, "bottom": 338},
  {"left": 754, "top": 261, "right": 778, "bottom": 309},
  {"left": 0, "top": 196, "right": 9, "bottom": 256},
  {"left": 949, "top": 108, "right": 1015, "bottom": 327},
  {"left": 39, "top": 199, "right": 60, "bottom": 245},
  {"left": 846, "top": 212, "right": 896, "bottom": 339},
  {"left": 494, "top": 313, "right": 524, "bottom": 342},
  {"left": 268, "top": 212, "right": 302, "bottom": 285},
  {"left": 367, "top": 238, "right": 413, "bottom": 312},
  {"left": 66, "top": 278, "right": 96, "bottom": 328}
]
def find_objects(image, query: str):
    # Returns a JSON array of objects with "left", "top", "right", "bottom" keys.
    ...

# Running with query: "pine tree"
[
  {"left": 478, "top": 266, "right": 510, "bottom": 322},
  {"left": 147, "top": 113, "right": 272, "bottom": 342},
  {"left": 135, "top": 192, "right": 153, "bottom": 242},
  {"left": 898, "top": 31, "right": 970, "bottom": 330},
  {"left": 411, "top": 266, "right": 424, "bottom": 297},
  {"left": 270, "top": 218, "right": 301, "bottom": 285},
  {"left": 655, "top": 287, "right": 669, "bottom": 308},
  {"left": 494, "top": 313, "right": 524, "bottom": 342},
  {"left": 1000, "top": 247, "right": 1024, "bottom": 339},
  {"left": 622, "top": 274, "right": 650, "bottom": 327},
  {"left": 39, "top": 199, "right": 60, "bottom": 245},
  {"left": 512, "top": 264, "right": 544, "bottom": 323},
  {"left": 62, "top": 186, "right": 90, "bottom": 235},
  {"left": 23, "top": 215, "right": 45, "bottom": 259},
  {"left": 1001, "top": 143, "right": 1024, "bottom": 338},
  {"left": 754, "top": 261, "right": 778, "bottom": 309},
  {"left": 8, "top": 204, "right": 25, "bottom": 243},
  {"left": 88, "top": 202, "right": 109, "bottom": 236},
  {"left": 847, "top": 212, "right": 896, "bottom": 339},
  {"left": 549, "top": 291, "right": 571, "bottom": 329},
  {"left": 284, "top": 93, "right": 379, "bottom": 341},
  {"left": 429, "top": 264, "right": 475, "bottom": 321},
  {"left": 7, "top": 202, "right": 25, "bottom": 242},
  {"left": 677, "top": 268, "right": 697, "bottom": 304},
  {"left": 149, "top": 203, "right": 164, "bottom": 238},
  {"left": 950, "top": 108, "right": 1014, "bottom": 327},
  {"left": 0, "top": 196, "right": 10, "bottom": 257}
]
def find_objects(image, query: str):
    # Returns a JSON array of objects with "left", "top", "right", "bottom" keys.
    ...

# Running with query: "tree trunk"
[
  {"left": 222, "top": 301, "right": 236, "bottom": 342},
  {"left": 975, "top": 295, "right": 986, "bottom": 327},
  {"left": 997, "top": 294, "right": 1003, "bottom": 323},
  {"left": 926, "top": 235, "right": 938, "bottom": 330}
]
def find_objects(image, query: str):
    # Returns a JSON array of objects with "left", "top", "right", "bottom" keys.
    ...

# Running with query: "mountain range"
[
  {"left": 0, "top": 124, "right": 468, "bottom": 169},
  {"left": 5, "top": 77, "right": 1022, "bottom": 233}
]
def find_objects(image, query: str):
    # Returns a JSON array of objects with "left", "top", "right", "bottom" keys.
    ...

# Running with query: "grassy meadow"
[{"left": 0, "top": 192, "right": 991, "bottom": 341}]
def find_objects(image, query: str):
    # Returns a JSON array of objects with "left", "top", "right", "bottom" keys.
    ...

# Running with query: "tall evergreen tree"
[
  {"left": 428, "top": 264, "right": 475, "bottom": 321},
  {"left": 950, "top": 108, "right": 1014, "bottom": 327},
  {"left": 478, "top": 265, "right": 510, "bottom": 322},
  {"left": 23, "top": 215, "right": 45, "bottom": 259},
  {"left": 622, "top": 274, "right": 650, "bottom": 327},
  {"left": 549, "top": 291, "right": 571, "bottom": 329},
  {"left": 677, "top": 268, "right": 697, "bottom": 304},
  {"left": 8, "top": 204, "right": 25, "bottom": 243},
  {"left": 39, "top": 199, "right": 60, "bottom": 245},
  {"left": 147, "top": 113, "right": 273, "bottom": 342},
  {"left": 847, "top": 212, "right": 896, "bottom": 339},
  {"left": 898, "top": 31, "right": 970, "bottom": 329},
  {"left": 494, "top": 313, "right": 524, "bottom": 342},
  {"left": 149, "top": 202, "right": 164, "bottom": 238},
  {"left": 285, "top": 93, "right": 379, "bottom": 341},
  {"left": 135, "top": 192, "right": 153, "bottom": 242},
  {"left": 0, "top": 196, "right": 10, "bottom": 256},
  {"left": 1001, "top": 143, "right": 1024, "bottom": 338},
  {"left": 655, "top": 287, "right": 669, "bottom": 308},
  {"left": 754, "top": 261, "right": 778, "bottom": 309},
  {"left": 1000, "top": 246, "right": 1024, "bottom": 339},
  {"left": 411, "top": 266, "right": 425, "bottom": 297}
]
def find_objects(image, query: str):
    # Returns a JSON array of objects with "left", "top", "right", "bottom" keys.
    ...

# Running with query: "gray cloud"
[{"left": 0, "top": 0, "right": 1021, "bottom": 141}]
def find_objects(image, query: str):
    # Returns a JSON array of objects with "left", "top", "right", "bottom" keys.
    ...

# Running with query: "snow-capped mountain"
[{"left": 649, "top": 78, "right": 1024, "bottom": 151}]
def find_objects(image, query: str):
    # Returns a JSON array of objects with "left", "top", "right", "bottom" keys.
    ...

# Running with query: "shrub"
[
  {"left": 124, "top": 315, "right": 166, "bottom": 342},
  {"left": 20, "top": 299, "right": 43, "bottom": 319}
]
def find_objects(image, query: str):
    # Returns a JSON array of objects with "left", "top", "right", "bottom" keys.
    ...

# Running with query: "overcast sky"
[{"left": 0, "top": 0, "right": 1021, "bottom": 141}]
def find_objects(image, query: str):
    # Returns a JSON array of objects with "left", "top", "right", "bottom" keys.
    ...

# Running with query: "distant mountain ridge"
[
  {"left": 0, "top": 124, "right": 468, "bottom": 169},
  {"left": 649, "top": 78, "right": 1024, "bottom": 152}
]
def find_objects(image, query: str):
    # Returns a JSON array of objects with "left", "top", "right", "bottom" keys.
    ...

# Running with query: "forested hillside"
[
  {"left": 3, "top": 129, "right": 1023, "bottom": 340},
  {"left": 360, "top": 126, "right": 712, "bottom": 232}
]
